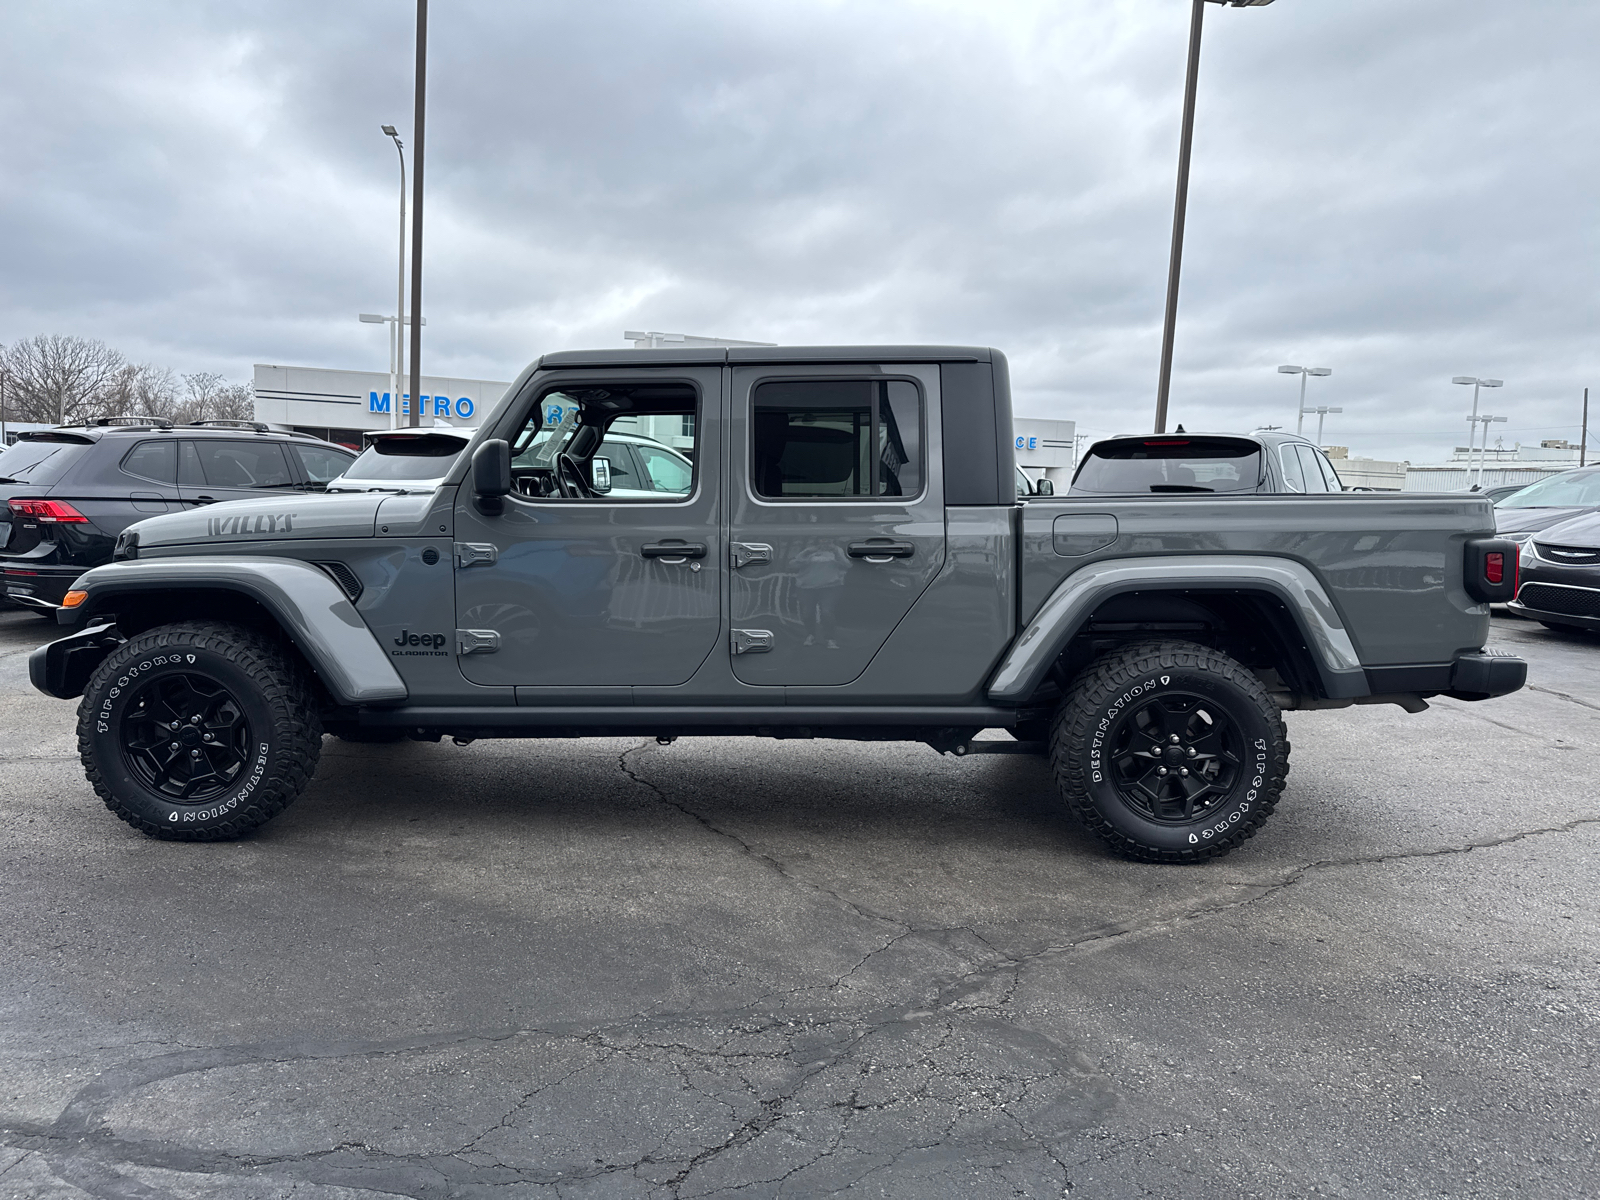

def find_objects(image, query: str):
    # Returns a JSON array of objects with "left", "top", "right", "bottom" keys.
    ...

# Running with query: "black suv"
[{"left": 1, "top": 419, "right": 356, "bottom": 614}]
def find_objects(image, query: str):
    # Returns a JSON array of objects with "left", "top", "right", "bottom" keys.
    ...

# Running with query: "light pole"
[
  {"left": 407, "top": 0, "right": 428, "bottom": 429},
  {"left": 1453, "top": 376, "right": 1503, "bottom": 489},
  {"left": 1153, "top": 0, "right": 1277, "bottom": 434},
  {"left": 1278, "top": 365, "right": 1332, "bottom": 434},
  {"left": 382, "top": 125, "right": 407, "bottom": 430},
  {"left": 1308, "top": 405, "right": 1342, "bottom": 447}
]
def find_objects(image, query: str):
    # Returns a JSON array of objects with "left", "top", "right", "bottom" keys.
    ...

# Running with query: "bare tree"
[
  {"left": 0, "top": 335, "right": 126, "bottom": 425},
  {"left": 174, "top": 374, "right": 257, "bottom": 424},
  {"left": 105, "top": 362, "right": 180, "bottom": 421}
]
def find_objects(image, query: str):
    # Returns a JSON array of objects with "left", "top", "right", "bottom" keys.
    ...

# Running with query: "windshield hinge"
[{"left": 455, "top": 542, "right": 498, "bottom": 568}]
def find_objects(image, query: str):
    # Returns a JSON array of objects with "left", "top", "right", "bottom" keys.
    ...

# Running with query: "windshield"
[
  {"left": 0, "top": 437, "right": 91, "bottom": 485},
  {"left": 1072, "top": 437, "right": 1261, "bottom": 494},
  {"left": 1497, "top": 469, "right": 1600, "bottom": 508},
  {"left": 334, "top": 434, "right": 467, "bottom": 485}
]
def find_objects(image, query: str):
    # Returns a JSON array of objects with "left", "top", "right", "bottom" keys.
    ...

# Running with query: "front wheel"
[
  {"left": 77, "top": 621, "right": 323, "bottom": 840},
  {"left": 1051, "top": 640, "right": 1289, "bottom": 863}
]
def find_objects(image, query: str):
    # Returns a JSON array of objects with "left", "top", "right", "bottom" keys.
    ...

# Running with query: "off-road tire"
[
  {"left": 1051, "top": 639, "right": 1289, "bottom": 863},
  {"left": 77, "top": 621, "right": 322, "bottom": 840}
]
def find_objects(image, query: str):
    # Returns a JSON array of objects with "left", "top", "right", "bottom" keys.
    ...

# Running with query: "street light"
[
  {"left": 1278, "top": 365, "right": 1332, "bottom": 434},
  {"left": 1153, "top": 0, "right": 1278, "bottom": 434},
  {"left": 382, "top": 124, "right": 407, "bottom": 431},
  {"left": 1453, "top": 376, "right": 1503, "bottom": 488},
  {"left": 1308, "top": 405, "right": 1342, "bottom": 447}
]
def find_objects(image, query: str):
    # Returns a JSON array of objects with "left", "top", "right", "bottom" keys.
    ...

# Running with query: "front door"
[
  {"left": 726, "top": 363, "right": 946, "bottom": 686},
  {"left": 453, "top": 366, "right": 722, "bottom": 689}
]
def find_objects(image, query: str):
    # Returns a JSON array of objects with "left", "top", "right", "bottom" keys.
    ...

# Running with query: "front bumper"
[{"left": 1508, "top": 551, "right": 1600, "bottom": 630}]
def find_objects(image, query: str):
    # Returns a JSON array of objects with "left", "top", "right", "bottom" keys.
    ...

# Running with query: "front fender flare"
[
  {"left": 986, "top": 555, "right": 1365, "bottom": 704},
  {"left": 55, "top": 557, "right": 408, "bottom": 705}
]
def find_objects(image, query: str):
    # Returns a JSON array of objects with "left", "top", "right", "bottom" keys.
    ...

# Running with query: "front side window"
[
  {"left": 506, "top": 382, "right": 699, "bottom": 501},
  {"left": 750, "top": 379, "right": 922, "bottom": 499}
]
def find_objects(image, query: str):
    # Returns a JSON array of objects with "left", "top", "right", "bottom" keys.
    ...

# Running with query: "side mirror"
[
  {"left": 590, "top": 455, "right": 612, "bottom": 494},
  {"left": 1034, "top": 478, "right": 1054, "bottom": 497},
  {"left": 472, "top": 439, "right": 511, "bottom": 513}
]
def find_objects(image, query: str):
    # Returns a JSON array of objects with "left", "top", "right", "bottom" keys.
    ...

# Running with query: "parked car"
[
  {"left": 1508, "top": 508, "right": 1600, "bottom": 632},
  {"left": 328, "top": 428, "right": 481, "bottom": 493},
  {"left": 1069, "top": 431, "right": 1344, "bottom": 495},
  {"left": 1478, "top": 483, "right": 1532, "bottom": 505},
  {"left": 0, "top": 418, "right": 355, "bottom": 614},
  {"left": 330, "top": 425, "right": 695, "bottom": 500},
  {"left": 1494, "top": 466, "right": 1600, "bottom": 545}
]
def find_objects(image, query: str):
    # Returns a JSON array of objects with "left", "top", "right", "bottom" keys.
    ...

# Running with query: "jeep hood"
[{"left": 127, "top": 491, "right": 431, "bottom": 549}]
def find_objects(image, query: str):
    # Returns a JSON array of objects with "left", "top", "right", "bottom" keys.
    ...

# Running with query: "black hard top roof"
[{"left": 538, "top": 345, "right": 996, "bottom": 368}]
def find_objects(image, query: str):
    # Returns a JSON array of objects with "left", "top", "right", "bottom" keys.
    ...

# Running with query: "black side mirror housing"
[
  {"left": 1034, "top": 478, "right": 1054, "bottom": 497},
  {"left": 472, "top": 439, "right": 512, "bottom": 513}
]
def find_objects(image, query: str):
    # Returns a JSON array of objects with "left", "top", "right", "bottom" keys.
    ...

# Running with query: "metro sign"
[{"left": 369, "top": 392, "right": 476, "bottom": 419}]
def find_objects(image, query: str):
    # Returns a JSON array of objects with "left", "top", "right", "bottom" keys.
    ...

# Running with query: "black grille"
[
  {"left": 314, "top": 561, "right": 363, "bottom": 602},
  {"left": 1535, "top": 543, "right": 1600, "bottom": 566},
  {"left": 1518, "top": 582, "right": 1600, "bottom": 619}
]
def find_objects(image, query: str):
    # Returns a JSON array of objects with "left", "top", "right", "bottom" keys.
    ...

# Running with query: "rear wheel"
[
  {"left": 77, "top": 621, "right": 322, "bottom": 840},
  {"left": 1051, "top": 640, "right": 1289, "bottom": 863}
]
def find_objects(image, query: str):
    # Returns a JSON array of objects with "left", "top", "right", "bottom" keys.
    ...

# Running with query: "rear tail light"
[
  {"left": 1464, "top": 538, "right": 1518, "bottom": 603},
  {"left": 8, "top": 499, "right": 88, "bottom": 523}
]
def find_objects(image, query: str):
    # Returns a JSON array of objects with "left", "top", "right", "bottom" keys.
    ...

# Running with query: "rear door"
[
  {"left": 726, "top": 362, "right": 946, "bottom": 686},
  {"left": 178, "top": 439, "right": 300, "bottom": 507}
]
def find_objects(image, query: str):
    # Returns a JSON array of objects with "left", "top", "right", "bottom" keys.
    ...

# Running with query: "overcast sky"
[{"left": 2, "top": 0, "right": 1595, "bottom": 462}]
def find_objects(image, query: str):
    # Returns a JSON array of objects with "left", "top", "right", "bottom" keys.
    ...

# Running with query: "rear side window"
[
  {"left": 192, "top": 440, "right": 294, "bottom": 489},
  {"left": 120, "top": 440, "right": 177, "bottom": 485},
  {"left": 0, "top": 437, "right": 91, "bottom": 486},
  {"left": 751, "top": 379, "right": 922, "bottom": 499},
  {"left": 1073, "top": 438, "right": 1261, "bottom": 494}
]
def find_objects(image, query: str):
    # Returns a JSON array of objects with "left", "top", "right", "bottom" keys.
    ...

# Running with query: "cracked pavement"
[{"left": 1, "top": 608, "right": 1596, "bottom": 1198}]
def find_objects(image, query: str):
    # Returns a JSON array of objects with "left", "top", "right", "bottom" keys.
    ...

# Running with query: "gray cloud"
[{"left": 1, "top": 0, "right": 1595, "bottom": 462}]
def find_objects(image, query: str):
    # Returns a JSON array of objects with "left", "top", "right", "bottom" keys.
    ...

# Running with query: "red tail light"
[
  {"left": 7, "top": 499, "right": 89, "bottom": 523},
  {"left": 1485, "top": 551, "right": 1504, "bottom": 585}
]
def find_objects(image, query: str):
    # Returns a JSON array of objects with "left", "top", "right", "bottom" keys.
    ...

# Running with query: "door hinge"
[
  {"left": 730, "top": 542, "right": 772, "bottom": 570},
  {"left": 731, "top": 628, "right": 774, "bottom": 655},
  {"left": 455, "top": 542, "right": 498, "bottom": 568},
  {"left": 456, "top": 629, "right": 501, "bottom": 655}
]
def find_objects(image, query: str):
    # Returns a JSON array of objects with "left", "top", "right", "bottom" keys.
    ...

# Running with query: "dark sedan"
[
  {"left": 1509, "top": 508, "right": 1600, "bottom": 632},
  {"left": 1494, "top": 466, "right": 1600, "bottom": 546}
]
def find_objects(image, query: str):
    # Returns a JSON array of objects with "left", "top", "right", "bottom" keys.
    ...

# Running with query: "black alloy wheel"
[
  {"left": 121, "top": 672, "right": 253, "bottom": 802},
  {"left": 1051, "top": 639, "right": 1290, "bottom": 863},
  {"left": 78, "top": 620, "right": 323, "bottom": 840},
  {"left": 1103, "top": 691, "right": 1240, "bottom": 824}
]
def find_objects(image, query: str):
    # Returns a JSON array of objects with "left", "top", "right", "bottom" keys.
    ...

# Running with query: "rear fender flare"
[
  {"left": 53, "top": 557, "right": 407, "bottom": 705},
  {"left": 987, "top": 555, "right": 1365, "bottom": 703}
]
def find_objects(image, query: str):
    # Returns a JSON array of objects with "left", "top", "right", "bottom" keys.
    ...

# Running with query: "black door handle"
[
  {"left": 848, "top": 540, "right": 915, "bottom": 560},
  {"left": 190, "top": 495, "right": 217, "bottom": 506},
  {"left": 641, "top": 541, "right": 707, "bottom": 560}
]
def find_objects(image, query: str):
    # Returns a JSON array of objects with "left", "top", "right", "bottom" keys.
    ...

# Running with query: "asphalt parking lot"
[{"left": 0, "top": 607, "right": 1596, "bottom": 1199}]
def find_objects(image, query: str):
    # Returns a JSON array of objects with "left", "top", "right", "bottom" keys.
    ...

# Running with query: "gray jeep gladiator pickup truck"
[{"left": 30, "top": 345, "right": 1526, "bottom": 861}]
